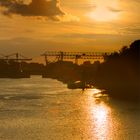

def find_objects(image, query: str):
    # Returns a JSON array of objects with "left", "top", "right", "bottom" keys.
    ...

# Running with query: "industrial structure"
[
  {"left": 0, "top": 53, "right": 32, "bottom": 78},
  {"left": 41, "top": 51, "right": 111, "bottom": 65},
  {"left": 0, "top": 53, "right": 32, "bottom": 62}
]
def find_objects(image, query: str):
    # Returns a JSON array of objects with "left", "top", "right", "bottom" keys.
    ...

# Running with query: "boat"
[{"left": 67, "top": 81, "right": 93, "bottom": 89}]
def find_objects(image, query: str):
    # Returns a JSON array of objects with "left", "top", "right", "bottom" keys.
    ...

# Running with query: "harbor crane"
[
  {"left": 0, "top": 53, "right": 32, "bottom": 62},
  {"left": 41, "top": 51, "right": 110, "bottom": 65}
]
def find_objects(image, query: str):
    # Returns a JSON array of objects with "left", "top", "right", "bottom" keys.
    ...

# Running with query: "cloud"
[
  {"left": 121, "top": 26, "right": 140, "bottom": 35},
  {"left": 53, "top": 33, "right": 126, "bottom": 40},
  {"left": 0, "top": 0, "right": 76, "bottom": 21},
  {"left": 108, "top": 7, "right": 122, "bottom": 12}
]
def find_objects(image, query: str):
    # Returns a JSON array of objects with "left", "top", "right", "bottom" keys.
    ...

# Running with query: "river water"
[{"left": 0, "top": 76, "right": 140, "bottom": 140}]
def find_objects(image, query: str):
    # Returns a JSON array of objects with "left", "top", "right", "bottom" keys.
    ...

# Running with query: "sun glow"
[
  {"left": 87, "top": 0, "right": 120, "bottom": 22},
  {"left": 88, "top": 7, "right": 119, "bottom": 21}
]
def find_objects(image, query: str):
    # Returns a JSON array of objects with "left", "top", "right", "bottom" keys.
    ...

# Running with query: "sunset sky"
[{"left": 0, "top": 0, "right": 140, "bottom": 57}]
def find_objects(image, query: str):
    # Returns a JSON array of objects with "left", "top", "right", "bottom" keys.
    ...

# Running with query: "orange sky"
[{"left": 0, "top": 0, "right": 140, "bottom": 58}]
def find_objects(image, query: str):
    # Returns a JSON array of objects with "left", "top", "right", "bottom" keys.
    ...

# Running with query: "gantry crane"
[
  {"left": 41, "top": 51, "right": 111, "bottom": 65},
  {"left": 0, "top": 53, "right": 32, "bottom": 62}
]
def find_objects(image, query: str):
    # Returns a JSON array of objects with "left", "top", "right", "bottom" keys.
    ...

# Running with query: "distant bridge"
[{"left": 41, "top": 51, "right": 111, "bottom": 64}]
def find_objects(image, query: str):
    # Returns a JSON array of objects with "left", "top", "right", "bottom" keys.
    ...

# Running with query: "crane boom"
[
  {"left": 0, "top": 53, "right": 32, "bottom": 62},
  {"left": 41, "top": 51, "right": 111, "bottom": 64}
]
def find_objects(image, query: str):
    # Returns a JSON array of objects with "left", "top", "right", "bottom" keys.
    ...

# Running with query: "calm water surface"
[{"left": 0, "top": 76, "right": 140, "bottom": 140}]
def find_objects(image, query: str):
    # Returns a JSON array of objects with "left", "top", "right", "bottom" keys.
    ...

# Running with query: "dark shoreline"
[{"left": 0, "top": 40, "right": 140, "bottom": 101}]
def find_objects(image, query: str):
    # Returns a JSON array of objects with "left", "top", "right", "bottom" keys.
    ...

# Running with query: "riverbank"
[{"left": 43, "top": 40, "right": 140, "bottom": 101}]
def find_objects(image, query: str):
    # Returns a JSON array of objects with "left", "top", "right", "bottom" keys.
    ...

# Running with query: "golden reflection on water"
[
  {"left": 84, "top": 89, "right": 111, "bottom": 140},
  {"left": 93, "top": 104, "right": 110, "bottom": 140}
]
